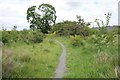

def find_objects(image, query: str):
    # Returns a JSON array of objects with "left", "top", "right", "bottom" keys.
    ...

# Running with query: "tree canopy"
[{"left": 27, "top": 3, "right": 57, "bottom": 33}]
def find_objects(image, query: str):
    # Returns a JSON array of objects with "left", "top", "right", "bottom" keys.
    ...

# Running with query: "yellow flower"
[{"left": 53, "top": 31, "right": 56, "bottom": 35}]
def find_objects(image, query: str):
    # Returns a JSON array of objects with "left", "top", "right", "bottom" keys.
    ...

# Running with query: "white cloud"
[{"left": 0, "top": 0, "right": 119, "bottom": 30}]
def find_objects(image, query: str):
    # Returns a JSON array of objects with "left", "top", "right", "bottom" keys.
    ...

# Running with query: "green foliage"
[
  {"left": 2, "top": 38, "right": 62, "bottom": 78},
  {"left": 91, "top": 33, "right": 115, "bottom": 45},
  {"left": 27, "top": 3, "right": 57, "bottom": 33},
  {"left": 88, "top": 29, "right": 117, "bottom": 55},
  {"left": 57, "top": 36, "right": 117, "bottom": 78},
  {"left": 94, "top": 12, "right": 112, "bottom": 34},
  {"left": 52, "top": 21, "right": 77, "bottom": 36},
  {"left": 2, "top": 27, "right": 45, "bottom": 45},
  {"left": 33, "top": 31, "right": 44, "bottom": 43},
  {"left": 70, "top": 35, "right": 84, "bottom": 47},
  {"left": 47, "top": 32, "right": 57, "bottom": 44},
  {"left": 2, "top": 30, "right": 11, "bottom": 44},
  {"left": 10, "top": 26, "right": 20, "bottom": 43},
  {"left": 52, "top": 20, "right": 92, "bottom": 36},
  {"left": 22, "top": 30, "right": 44, "bottom": 44},
  {"left": 2, "top": 11, "right": 117, "bottom": 78}
]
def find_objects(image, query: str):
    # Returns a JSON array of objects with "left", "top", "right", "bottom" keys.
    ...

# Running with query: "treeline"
[{"left": 1, "top": 19, "right": 118, "bottom": 46}]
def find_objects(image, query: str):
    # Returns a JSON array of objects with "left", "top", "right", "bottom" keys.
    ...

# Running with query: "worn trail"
[{"left": 54, "top": 40, "right": 66, "bottom": 78}]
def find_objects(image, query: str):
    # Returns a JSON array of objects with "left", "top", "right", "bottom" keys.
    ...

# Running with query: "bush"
[
  {"left": 52, "top": 20, "right": 93, "bottom": 37},
  {"left": 2, "top": 30, "right": 11, "bottom": 45},
  {"left": 70, "top": 35, "right": 84, "bottom": 47},
  {"left": 32, "top": 30, "right": 44, "bottom": 43},
  {"left": 2, "top": 27, "right": 45, "bottom": 45},
  {"left": 2, "top": 27, "right": 22, "bottom": 45},
  {"left": 21, "top": 29, "right": 45, "bottom": 44},
  {"left": 52, "top": 21, "right": 78, "bottom": 36}
]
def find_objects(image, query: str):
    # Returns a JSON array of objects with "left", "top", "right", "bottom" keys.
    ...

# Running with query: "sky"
[{"left": 0, "top": 0, "right": 119, "bottom": 30}]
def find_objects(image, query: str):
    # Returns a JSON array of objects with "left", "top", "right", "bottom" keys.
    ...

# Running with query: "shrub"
[
  {"left": 2, "top": 27, "right": 45, "bottom": 45},
  {"left": 90, "top": 31, "right": 115, "bottom": 46},
  {"left": 32, "top": 30, "right": 44, "bottom": 43},
  {"left": 2, "top": 27, "right": 22, "bottom": 45},
  {"left": 2, "top": 30, "right": 11, "bottom": 45},
  {"left": 70, "top": 35, "right": 84, "bottom": 47}
]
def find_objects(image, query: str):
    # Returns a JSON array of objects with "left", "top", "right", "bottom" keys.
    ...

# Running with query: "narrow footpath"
[{"left": 54, "top": 40, "right": 66, "bottom": 78}]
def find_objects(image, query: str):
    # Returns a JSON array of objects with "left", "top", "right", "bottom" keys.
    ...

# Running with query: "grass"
[
  {"left": 2, "top": 38, "right": 62, "bottom": 78},
  {"left": 56, "top": 35, "right": 118, "bottom": 78},
  {"left": 2, "top": 34, "right": 118, "bottom": 78}
]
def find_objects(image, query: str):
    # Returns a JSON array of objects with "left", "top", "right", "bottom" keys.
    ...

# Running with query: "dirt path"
[{"left": 54, "top": 40, "right": 66, "bottom": 78}]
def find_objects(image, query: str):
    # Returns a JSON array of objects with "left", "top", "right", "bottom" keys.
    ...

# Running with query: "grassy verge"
[
  {"left": 2, "top": 38, "right": 62, "bottom": 78},
  {"left": 57, "top": 36, "right": 118, "bottom": 78}
]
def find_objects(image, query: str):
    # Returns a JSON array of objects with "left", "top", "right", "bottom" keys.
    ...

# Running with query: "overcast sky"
[{"left": 0, "top": 0, "right": 119, "bottom": 30}]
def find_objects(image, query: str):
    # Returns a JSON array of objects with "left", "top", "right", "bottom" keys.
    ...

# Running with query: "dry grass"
[{"left": 2, "top": 49, "right": 14, "bottom": 77}]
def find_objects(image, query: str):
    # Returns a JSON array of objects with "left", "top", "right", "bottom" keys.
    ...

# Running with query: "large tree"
[{"left": 27, "top": 3, "right": 57, "bottom": 33}]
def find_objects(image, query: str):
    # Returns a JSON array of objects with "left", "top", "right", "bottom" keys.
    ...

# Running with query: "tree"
[{"left": 27, "top": 3, "right": 57, "bottom": 33}]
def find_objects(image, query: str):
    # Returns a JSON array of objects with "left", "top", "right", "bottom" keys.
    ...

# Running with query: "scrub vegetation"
[{"left": 1, "top": 3, "right": 119, "bottom": 78}]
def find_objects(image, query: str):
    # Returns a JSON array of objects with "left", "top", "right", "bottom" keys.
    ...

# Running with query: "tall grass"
[
  {"left": 2, "top": 34, "right": 118, "bottom": 78},
  {"left": 57, "top": 35, "right": 118, "bottom": 78},
  {"left": 2, "top": 49, "right": 14, "bottom": 78},
  {"left": 2, "top": 38, "right": 62, "bottom": 78}
]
